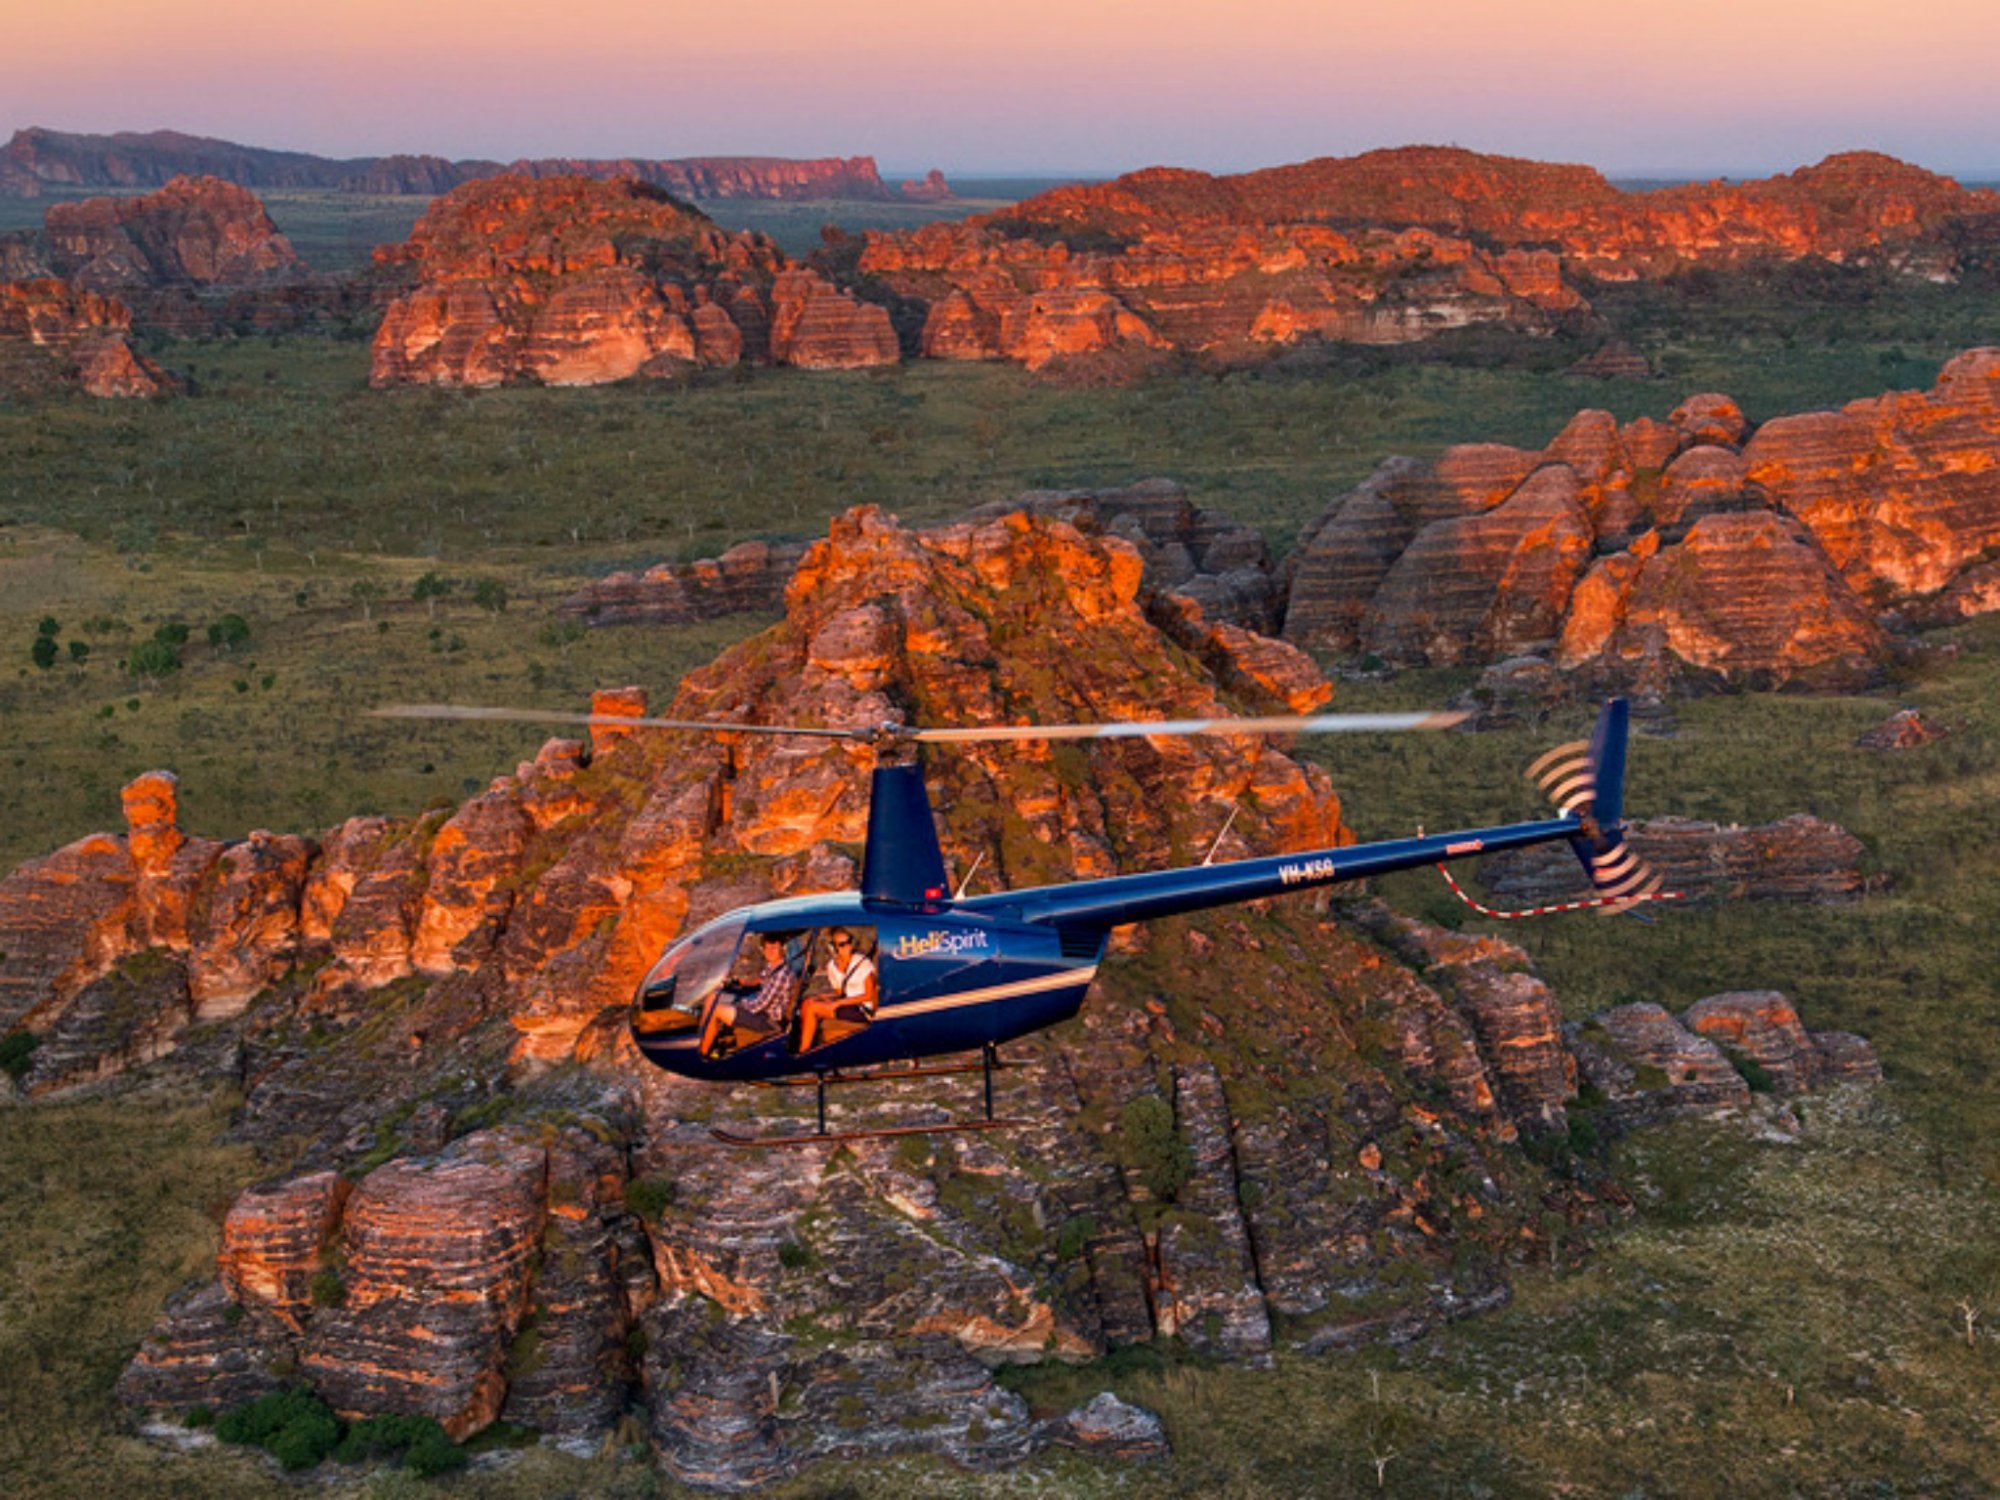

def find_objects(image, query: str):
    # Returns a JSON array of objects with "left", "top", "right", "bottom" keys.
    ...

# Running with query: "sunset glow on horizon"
[{"left": 10, "top": 0, "right": 2000, "bottom": 179}]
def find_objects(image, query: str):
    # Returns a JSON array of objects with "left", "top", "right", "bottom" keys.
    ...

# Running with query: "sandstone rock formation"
[
  {"left": 559, "top": 539, "right": 810, "bottom": 627},
  {"left": 1856, "top": 707, "right": 1954, "bottom": 750},
  {"left": 0, "top": 126, "right": 946, "bottom": 203},
  {"left": 560, "top": 479, "right": 1281, "bottom": 635},
  {"left": 1570, "top": 991, "right": 1878, "bottom": 1132},
  {"left": 1284, "top": 353, "right": 2000, "bottom": 687},
  {"left": 0, "top": 277, "right": 173, "bottom": 396},
  {"left": 853, "top": 148, "right": 1995, "bottom": 370},
  {"left": 369, "top": 175, "right": 898, "bottom": 387},
  {"left": 42, "top": 175, "right": 304, "bottom": 291},
  {"left": 1478, "top": 814, "right": 1869, "bottom": 908},
  {"left": 859, "top": 207, "right": 1579, "bottom": 372},
  {"left": 0, "top": 175, "right": 367, "bottom": 332},
  {"left": 0, "top": 507, "right": 1873, "bottom": 1486}
]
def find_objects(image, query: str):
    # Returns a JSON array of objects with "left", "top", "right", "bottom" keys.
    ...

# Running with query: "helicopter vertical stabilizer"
[
  {"left": 861, "top": 762, "right": 951, "bottom": 906},
  {"left": 1555, "top": 699, "right": 1660, "bottom": 915}
]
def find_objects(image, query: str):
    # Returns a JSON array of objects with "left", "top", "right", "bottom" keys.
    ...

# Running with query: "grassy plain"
[{"left": 6, "top": 255, "right": 2000, "bottom": 1495}]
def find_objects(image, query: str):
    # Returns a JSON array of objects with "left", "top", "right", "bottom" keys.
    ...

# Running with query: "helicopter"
[{"left": 374, "top": 698, "right": 1661, "bottom": 1146}]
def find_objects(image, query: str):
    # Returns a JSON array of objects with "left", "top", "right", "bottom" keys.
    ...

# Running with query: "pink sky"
[{"left": 10, "top": 0, "right": 2000, "bottom": 177}]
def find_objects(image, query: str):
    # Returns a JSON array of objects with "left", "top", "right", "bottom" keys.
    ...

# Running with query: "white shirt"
[{"left": 825, "top": 953, "right": 876, "bottom": 1007}]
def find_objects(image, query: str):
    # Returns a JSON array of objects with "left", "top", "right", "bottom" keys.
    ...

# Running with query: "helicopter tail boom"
[{"left": 960, "top": 699, "right": 1636, "bottom": 932}]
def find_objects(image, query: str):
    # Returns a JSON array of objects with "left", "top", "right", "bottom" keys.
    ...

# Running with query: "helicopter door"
[{"left": 792, "top": 925, "right": 880, "bottom": 1053}]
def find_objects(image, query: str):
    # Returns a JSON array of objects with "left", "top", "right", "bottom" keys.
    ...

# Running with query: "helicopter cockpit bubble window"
[{"left": 631, "top": 913, "right": 751, "bottom": 1036}]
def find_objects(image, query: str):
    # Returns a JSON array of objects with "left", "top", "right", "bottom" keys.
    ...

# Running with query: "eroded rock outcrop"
[
  {"left": 1478, "top": 814, "right": 1868, "bottom": 907},
  {"left": 561, "top": 478, "right": 1282, "bottom": 636},
  {"left": 0, "top": 277, "right": 173, "bottom": 396},
  {"left": 1285, "top": 354, "right": 2000, "bottom": 686},
  {"left": 0, "top": 506, "right": 1871, "bottom": 1488},
  {"left": 369, "top": 175, "right": 896, "bottom": 387},
  {"left": 854, "top": 148, "right": 1994, "bottom": 371}
]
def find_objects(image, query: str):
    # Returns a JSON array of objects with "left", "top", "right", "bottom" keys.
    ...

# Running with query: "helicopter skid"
[
  {"left": 707, "top": 1116, "right": 1027, "bottom": 1149},
  {"left": 751, "top": 1057, "right": 1027, "bottom": 1088}
]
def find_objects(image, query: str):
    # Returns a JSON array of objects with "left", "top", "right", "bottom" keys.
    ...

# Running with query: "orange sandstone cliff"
[
  {"left": 0, "top": 511, "right": 1872, "bottom": 1483},
  {"left": 0, "top": 276, "right": 174, "bottom": 396},
  {"left": 1285, "top": 350, "right": 2000, "bottom": 688},
  {"left": 369, "top": 175, "right": 897, "bottom": 387},
  {"left": 856, "top": 148, "right": 1998, "bottom": 371}
]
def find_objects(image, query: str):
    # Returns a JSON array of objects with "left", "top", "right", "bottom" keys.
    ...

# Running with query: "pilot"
[
  {"left": 698, "top": 933, "right": 798, "bottom": 1055},
  {"left": 797, "top": 927, "right": 877, "bottom": 1051}
]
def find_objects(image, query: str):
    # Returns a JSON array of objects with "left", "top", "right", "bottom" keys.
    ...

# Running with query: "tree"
[
  {"left": 412, "top": 571, "right": 453, "bottom": 617},
  {"left": 471, "top": 577, "right": 508, "bottom": 614},
  {"left": 67, "top": 639, "right": 90, "bottom": 666},
  {"left": 350, "top": 581, "right": 383, "bottom": 623},
  {"left": 36, "top": 616, "right": 58, "bottom": 638},
  {"left": 206, "top": 613, "right": 251, "bottom": 651},
  {"left": 154, "top": 621, "right": 191, "bottom": 647},
  {"left": 30, "top": 635, "right": 56, "bottom": 671},
  {"left": 128, "top": 638, "right": 181, "bottom": 680}
]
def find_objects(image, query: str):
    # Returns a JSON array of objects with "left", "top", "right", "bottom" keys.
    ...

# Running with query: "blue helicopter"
[{"left": 376, "top": 699, "right": 1656, "bottom": 1145}]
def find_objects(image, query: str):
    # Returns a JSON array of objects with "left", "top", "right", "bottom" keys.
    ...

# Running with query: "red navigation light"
[{"left": 924, "top": 887, "right": 944, "bottom": 900}]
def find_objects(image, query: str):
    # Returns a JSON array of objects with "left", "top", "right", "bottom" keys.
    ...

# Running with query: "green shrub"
[
  {"left": 183, "top": 1404, "right": 214, "bottom": 1429},
  {"left": 405, "top": 1427, "right": 469, "bottom": 1477},
  {"left": 1118, "top": 1094, "right": 1192, "bottom": 1203},
  {"left": 777, "top": 1238, "right": 815, "bottom": 1270},
  {"left": 309, "top": 1268, "right": 346, "bottom": 1307},
  {"left": 623, "top": 1175, "right": 676, "bottom": 1222},
  {"left": 1055, "top": 1214, "right": 1096, "bottom": 1263},
  {"left": 36, "top": 616, "right": 58, "bottom": 638},
  {"left": 0, "top": 1030, "right": 38, "bottom": 1081},
  {"left": 126, "top": 638, "right": 181, "bottom": 678},
  {"left": 153, "top": 621, "right": 190, "bottom": 647},
  {"left": 1721, "top": 1046, "right": 1775, "bottom": 1094},
  {"left": 214, "top": 1388, "right": 341, "bottom": 1470},
  {"left": 29, "top": 635, "right": 56, "bottom": 670},
  {"left": 338, "top": 1411, "right": 462, "bottom": 1474},
  {"left": 471, "top": 578, "right": 508, "bottom": 613},
  {"left": 67, "top": 639, "right": 89, "bottom": 664},
  {"left": 206, "top": 613, "right": 251, "bottom": 651}
]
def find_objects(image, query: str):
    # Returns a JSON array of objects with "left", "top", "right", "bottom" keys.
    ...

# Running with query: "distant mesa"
[
  {"left": 368, "top": 174, "right": 898, "bottom": 387},
  {"left": 0, "top": 125, "right": 951, "bottom": 203}
]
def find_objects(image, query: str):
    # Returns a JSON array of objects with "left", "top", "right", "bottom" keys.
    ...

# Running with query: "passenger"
[
  {"left": 698, "top": 934, "right": 798, "bottom": 1055},
  {"left": 797, "top": 927, "right": 877, "bottom": 1051}
]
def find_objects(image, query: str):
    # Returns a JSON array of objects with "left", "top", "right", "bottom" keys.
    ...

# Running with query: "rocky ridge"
[
  {"left": 369, "top": 175, "right": 898, "bottom": 386},
  {"left": 0, "top": 510, "right": 1873, "bottom": 1487},
  {"left": 559, "top": 478, "right": 1281, "bottom": 634},
  {"left": 0, "top": 127, "right": 947, "bottom": 202},
  {"left": 852, "top": 148, "right": 1997, "bottom": 371}
]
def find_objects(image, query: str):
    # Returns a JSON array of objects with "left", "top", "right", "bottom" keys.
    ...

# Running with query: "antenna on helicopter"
[
  {"left": 953, "top": 849, "right": 987, "bottom": 900},
  {"left": 1200, "top": 803, "right": 1241, "bottom": 866}
]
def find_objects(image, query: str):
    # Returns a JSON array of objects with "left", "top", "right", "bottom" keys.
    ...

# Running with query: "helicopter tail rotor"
[{"left": 1525, "top": 699, "right": 1667, "bottom": 917}]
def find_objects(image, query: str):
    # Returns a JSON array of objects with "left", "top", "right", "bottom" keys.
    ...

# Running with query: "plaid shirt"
[{"left": 744, "top": 960, "right": 798, "bottom": 1020}]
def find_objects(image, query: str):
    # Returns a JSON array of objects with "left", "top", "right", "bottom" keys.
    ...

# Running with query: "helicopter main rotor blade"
[
  {"left": 909, "top": 711, "right": 1467, "bottom": 742},
  {"left": 368, "top": 704, "right": 870, "bottom": 740},
  {"left": 371, "top": 705, "right": 1468, "bottom": 744}
]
